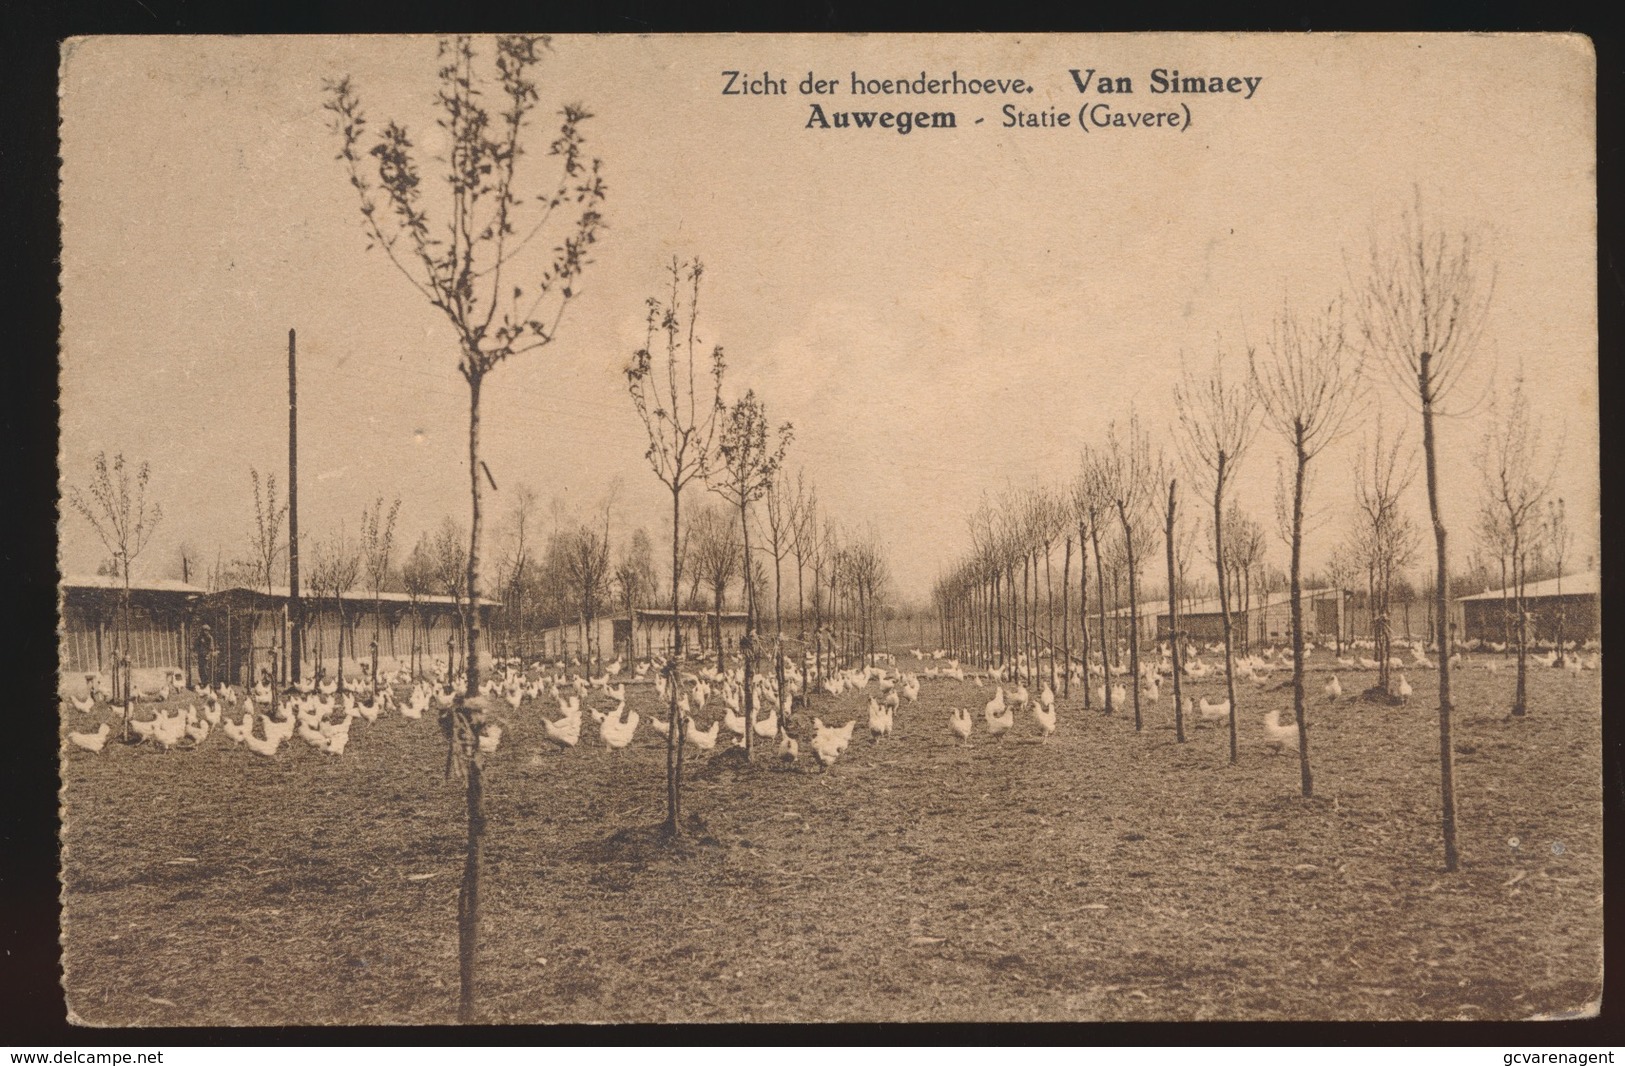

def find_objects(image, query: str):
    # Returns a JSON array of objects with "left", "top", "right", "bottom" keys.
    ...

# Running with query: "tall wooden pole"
[{"left": 288, "top": 328, "right": 302, "bottom": 682}]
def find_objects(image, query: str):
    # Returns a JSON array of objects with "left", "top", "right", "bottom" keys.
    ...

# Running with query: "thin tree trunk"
[
  {"left": 1079, "top": 522, "right": 1092, "bottom": 709},
  {"left": 1214, "top": 452, "right": 1241, "bottom": 765},
  {"left": 667, "top": 486, "right": 682, "bottom": 835},
  {"left": 1092, "top": 523, "right": 1109, "bottom": 714},
  {"left": 465, "top": 369, "right": 483, "bottom": 698},
  {"left": 1118, "top": 502, "right": 1142, "bottom": 731},
  {"left": 1167, "top": 480, "right": 1184, "bottom": 743},
  {"left": 1421, "top": 352, "right": 1460, "bottom": 872},
  {"left": 740, "top": 498, "right": 755, "bottom": 760},
  {"left": 1513, "top": 542, "right": 1528, "bottom": 716},
  {"left": 1290, "top": 436, "right": 1312, "bottom": 798},
  {"left": 456, "top": 752, "right": 484, "bottom": 1024},
  {"left": 1062, "top": 536, "right": 1073, "bottom": 699}
]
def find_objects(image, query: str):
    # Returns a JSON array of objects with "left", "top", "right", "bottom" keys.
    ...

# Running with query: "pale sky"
[{"left": 58, "top": 34, "right": 1599, "bottom": 603}]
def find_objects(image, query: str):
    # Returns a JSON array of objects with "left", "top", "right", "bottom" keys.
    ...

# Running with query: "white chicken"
[
  {"left": 1324, "top": 675, "right": 1342, "bottom": 702},
  {"left": 543, "top": 710, "right": 582, "bottom": 749},
  {"left": 686, "top": 719, "right": 721, "bottom": 751},
  {"left": 599, "top": 705, "right": 640, "bottom": 750},
  {"left": 67, "top": 723, "right": 111, "bottom": 754},
  {"left": 776, "top": 733, "right": 799, "bottom": 762},
  {"left": 1262, "top": 708, "right": 1299, "bottom": 751},
  {"left": 868, "top": 696, "right": 893, "bottom": 740},
  {"left": 984, "top": 696, "right": 1014, "bottom": 739},
  {"left": 220, "top": 710, "right": 253, "bottom": 745},
  {"left": 243, "top": 726, "right": 284, "bottom": 758},
  {"left": 949, "top": 707, "right": 973, "bottom": 743},
  {"left": 1393, "top": 674, "right": 1413, "bottom": 705},
  {"left": 70, "top": 693, "right": 96, "bottom": 715},
  {"left": 983, "top": 686, "right": 1005, "bottom": 721},
  {"left": 1197, "top": 696, "right": 1230, "bottom": 724},
  {"left": 811, "top": 718, "right": 856, "bottom": 770},
  {"left": 1032, "top": 701, "right": 1056, "bottom": 738}
]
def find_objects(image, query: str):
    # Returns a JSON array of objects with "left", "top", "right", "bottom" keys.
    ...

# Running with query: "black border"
[{"left": 4, "top": 0, "right": 1619, "bottom": 1048}]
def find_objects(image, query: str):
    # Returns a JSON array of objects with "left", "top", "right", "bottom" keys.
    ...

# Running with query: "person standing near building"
[{"left": 194, "top": 623, "right": 216, "bottom": 690}]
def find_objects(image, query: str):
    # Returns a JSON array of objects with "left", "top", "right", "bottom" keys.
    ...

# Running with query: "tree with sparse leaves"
[
  {"left": 67, "top": 452, "right": 163, "bottom": 733},
  {"left": 1175, "top": 348, "right": 1259, "bottom": 763},
  {"left": 1357, "top": 199, "right": 1495, "bottom": 873},
  {"left": 1253, "top": 299, "right": 1363, "bottom": 797},
  {"left": 326, "top": 34, "right": 606, "bottom": 703},
  {"left": 711, "top": 390, "right": 792, "bottom": 758},
  {"left": 360, "top": 495, "right": 402, "bottom": 679},
  {"left": 1477, "top": 376, "right": 1554, "bottom": 716},
  {"left": 625, "top": 256, "right": 726, "bottom": 835}
]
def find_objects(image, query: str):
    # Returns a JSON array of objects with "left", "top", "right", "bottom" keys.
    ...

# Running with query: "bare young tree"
[
  {"left": 245, "top": 469, "right": 289, "bottom": 691},
  {"left": 1163, "top": 470, "right": 1185, "bottom": 742},
  {"left": 431, "top": 517, "right": 470, "bottom": 674},
  {"left": 624, "top": 256, "right": 725, "bottom": 836},
  {"left": 1027, "top": 487, "right": 1068, "bottom": 691},
  {"left": 1175, "top": 348, "right": 1259, "bottom": 764},
  {"left": 690, "top": 504, "right": 740, "bottom": 673},
  {"left": 1354, "top": 416, "right": 1420, "bottom": 692},
  {"left": 1100, "top": 415, "right": 1156, "bottom": 731},
  {"left": 1253, "top": 299, "right": 1363, "bottom": 797},
  {"left": 711, "top": 390, "right": 792, "bottom": 757},
  {"left": 612, "top": 528, "right": 657, "bottom": 660},
  {"left": 327, "top": 42, "right": 608, "bottom": 1018},
  {"left": 1074, "top": 452, "right": 1111, "bottom": 711},
  {"left": 327, "top": 35, "right": 606, "bottom": 706},
  {"left": 1545, "top": 497, "right": 1572, "bottom": 659},
  {"left": 67, "top": 451, "right": 163, "bottom": 731},
  {"left": 786, "top": 470, "right": 817, "bottom": 638},
  {"left": 1357, "top": 200, "right": 1495, "bottom": 873},
  {"left": 402, "top": 532, "right": 437, "bottom": 680},
  {"left": 360, "top": 495, "right": 403, "bottom": 680},
  {"left": 757, "top": 470, "right": 801, "bottom": 719},
  {"left": 1223, "top": 504, "right": 1267, "bottom": 656},
  {"left": 1477, "top": 377, "right": 1554, "bottom": 715},
  {"left": 309, "top": 525, "right": 363, "bottom": 688},
  {"left": 497, "top": 485, "right": 540, "bottom": 662},
  {"left": 844, "top": 528, "right": 892, "bottom": 667},
  {"left": 561, "top": 510, "right": 613, "bottom": 665}
]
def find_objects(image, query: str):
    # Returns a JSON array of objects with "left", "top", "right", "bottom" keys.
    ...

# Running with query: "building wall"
[{"left": 1461, "top": 593, "right": 1600, "bottom": 644}]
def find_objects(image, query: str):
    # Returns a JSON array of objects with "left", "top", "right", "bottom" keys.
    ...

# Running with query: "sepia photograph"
[{"left": 54, "top": 33, "right": 1600, "bottom": 1025}]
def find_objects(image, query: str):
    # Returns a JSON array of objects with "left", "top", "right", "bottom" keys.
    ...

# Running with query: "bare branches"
[
  {"left": 1356, "top": 194, "right": 1495, "bottom": 413},
  {"left": 1174, "top": 345, "right": 1259, "bottom": 497},
  {"left": 67, "top": 451, "right": 163, "bottom": 585},
  {"left": 1251, "top": 298, "right": 1365, "bottom": 464},
  {"left": 360, "top": 495, "right": 403, "bottom": 598},
  {"left": 324, "top": 36, "right": 606, "bottom": 374},
  {"left": 625, "top": 257, "right": 727, "bottom": 496},
  {"left": 246, "top": 468, "right": 289, "bottom": 596},
  {"left": 713, "top": 390, "right": 793, "bottom": 512}
]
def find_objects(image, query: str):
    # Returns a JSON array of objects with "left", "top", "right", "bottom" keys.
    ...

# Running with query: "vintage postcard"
[{"left": 56, "top": 34, "right": 1599, "bottom": 1024}]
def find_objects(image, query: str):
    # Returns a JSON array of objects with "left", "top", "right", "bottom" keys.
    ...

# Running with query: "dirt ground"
[{"left": 58, "top": 652, "right": 1603, "bottom": 1024}]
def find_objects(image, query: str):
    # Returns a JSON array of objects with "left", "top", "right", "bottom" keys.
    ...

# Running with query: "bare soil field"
[{"left": 58, "top": 655, "right": 1603, "bottom": 1024}]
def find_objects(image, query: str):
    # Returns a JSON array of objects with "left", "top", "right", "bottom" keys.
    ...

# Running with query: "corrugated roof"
[
  {"left": 1157, "top": 587, "right": 1341, "bottom": 619},
  {"left": 62, "top": 575, "right": 208, "bottom": 595},
  {"left": 1456, "top": 570, "right": 1599, "bottom": 603},
  {"left": 204, "top": 584, "right": 502, "bottom": 608}
]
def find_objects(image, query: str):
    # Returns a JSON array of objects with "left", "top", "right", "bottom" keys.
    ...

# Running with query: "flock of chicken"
[{"left": 63, "top": 635, "right": 1600, "bottom": 769}]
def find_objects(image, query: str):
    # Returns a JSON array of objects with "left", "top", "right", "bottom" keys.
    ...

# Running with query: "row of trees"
[{"left": 935, "top": 201, "right": 1539, "bottom": 880}]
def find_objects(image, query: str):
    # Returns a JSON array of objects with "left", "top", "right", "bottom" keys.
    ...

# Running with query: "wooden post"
[{"left": 288, "top": 328, "right": 302, "bottom": 682}]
